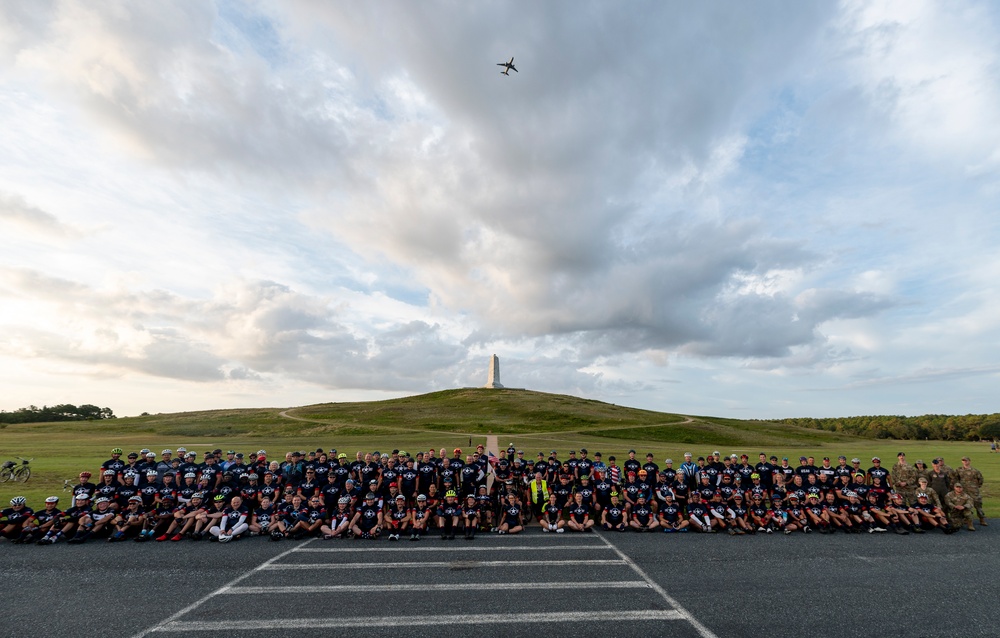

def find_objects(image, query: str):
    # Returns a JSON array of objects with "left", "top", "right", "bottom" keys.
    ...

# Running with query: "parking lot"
[{"left": 2, "top": 526, "right": 997, "bottom": 638}]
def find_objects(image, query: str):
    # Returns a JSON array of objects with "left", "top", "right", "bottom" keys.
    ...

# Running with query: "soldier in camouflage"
[
  {"left": 955, "top": 456, "right": 986, "bottom": 527},
  {"left": 928, "top": 458, "right": 955, "bottom": 513},
  {"left": 915, "top": 477, "right": 942, "bottom": 510},
  {"left": 944, "top": 483, "right": 975, "bottom": 531},
  {"left": 913, "top": 459, "right": 930, "bottom": 485},
  {"left": 890, "top": 452, "right": 918, "bottom": 504}
]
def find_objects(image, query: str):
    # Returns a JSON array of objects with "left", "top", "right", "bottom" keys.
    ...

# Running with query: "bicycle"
[{"left": 0, "top": 457, "right": 32, "bottom": 483}]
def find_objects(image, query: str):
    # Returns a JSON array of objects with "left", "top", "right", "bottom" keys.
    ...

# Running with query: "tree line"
[
  {"left": 769, "top": 413, "right": 1000, "bottom": 441},
  {"left": 0, "top": 404, "right": 116, "bottom": 424}
]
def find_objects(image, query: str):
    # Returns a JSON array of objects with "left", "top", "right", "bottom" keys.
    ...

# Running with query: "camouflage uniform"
[
  {"left": 891, "top": 461, "right": 918, "bottom": 503},
  {"left": 916, "top": 481, "right": 942, "bottom": 510},
  {"left": 913, "top": 461, "right": 931, "bottom": 485},
  {"left": 944, "top": 486, "right": 975, "bottom": 530},
  {"left": 956, "top": 463, "right": 985, "bottom": 521},
  {"left": 928, "top": 462, "right": 955, "bottom": 512}
]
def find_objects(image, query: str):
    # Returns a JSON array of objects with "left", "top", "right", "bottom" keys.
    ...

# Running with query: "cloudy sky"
[{"left": 1, "top": 1, "right": 998, "bottom": 419}]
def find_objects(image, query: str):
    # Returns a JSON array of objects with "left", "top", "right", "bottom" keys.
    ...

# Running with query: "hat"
[
  {"left": 871, "top": 456, "right": 880, "bottom": 461},
  {"left": 851, "top": 458, "right": 861, "bottom": 463},
  {"left": 664, "top": 459, "right": 673, "bottom": 464},
  {"left": 799, "top": 456, "right": 807, "bottom": 461},
  {"left": 580, "top": 448, "right": 587, "bottom": 453},
  {"left": 961, "top": 456, "right": 970, "bottom": 461},
  {"left": 45, "top": 496, "right": 60, "bottom": 503},
  {"left": 954, "top": 482, "right": 963, "bottom": 488},
  {"left": 395, "top": 494, "right": 406, "bottom": 500}
]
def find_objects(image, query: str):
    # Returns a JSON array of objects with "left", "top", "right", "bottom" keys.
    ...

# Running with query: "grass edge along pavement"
[{"left": 0, "top": 388, "right": 995, "bottom": 514}]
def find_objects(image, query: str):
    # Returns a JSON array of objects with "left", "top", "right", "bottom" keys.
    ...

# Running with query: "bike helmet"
[
  {"left": 146, "top": 469, "right": 158, "bottom": 476},
  {"left": 192, "top": 492, "right": 205, "bottom": 500},
  {"left": 95, "top": 497, "right": 110, "bottom": 505},
  {"left": 79, "top": 471, "right": 92, "bottom": 479},
  {"left": 111, "top": 448, "right": 123, "bottom": 455},
  {"left": 417, "top": 494, "right": 427, "bottom": 501},
  {"left": 10, "top": 496, "right": 26, "bottom": 506},
  {"left": 103, "top": 469, "right": 116, "bottom": 476},
  {"left": 184, "top": 472, "right": 196, "bottom": 479},
  {"left": 248, "top": 473, "right": 259, "bottom": 480},
  {"left": 214, "top": 494, "right": 225, "bottom": 501},
  {"left": 338, "top": 497, "right": 350, "bottom": 505},
  {"left": 445, "top": 490, "right": 457, "bottom": 498},
  {"left": 45, "top": 496, "right": 59, "bottom": 504},
  {"left": 75, "top": 494, "right": 89, "bottom": 501},
  {"left": 365, "top": 492, "right": 377, "bottom": 500},
  {"left": 128, "top": 496, "right": 142, "bottom": 503},
  {"left": 396, "top": 494, "right": 406, "bottom": 501}
]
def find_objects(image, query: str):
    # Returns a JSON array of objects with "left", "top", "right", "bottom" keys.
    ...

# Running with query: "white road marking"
[
  {"left": 223, "top": 581, "right": 649, "bottom": 595},
  {"left": 597, "top": 532, "right": 720, "bottom": 638},
  {"left": 264, "top": 558, "right": 625, "bottom": 569},
  {"left": 130, "top": 538, "right": 316, "bottom": 638},
  {"left": 154, "top": 610, "right": 684, "bottom": 632},
  {"left": 295, "top": 543, "right": 610, "bottom": 553}
]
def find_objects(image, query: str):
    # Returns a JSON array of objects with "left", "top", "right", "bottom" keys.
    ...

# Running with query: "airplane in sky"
[{"left": 497, "top": 57, "right": 517, "bottom": 76}]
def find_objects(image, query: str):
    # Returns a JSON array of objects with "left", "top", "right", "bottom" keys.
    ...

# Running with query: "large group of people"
[{"left": 0, "top": 444, "right": 988, "bottom": 545}]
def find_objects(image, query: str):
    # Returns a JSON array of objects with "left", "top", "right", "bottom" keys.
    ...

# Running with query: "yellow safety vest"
[{"left": 529, "top": 479, "right": 549, "bottom": 504}]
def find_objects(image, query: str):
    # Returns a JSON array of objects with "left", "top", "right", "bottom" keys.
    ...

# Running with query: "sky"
[{"left": 1, "top": 0, "right": 999, "bottom": 419}]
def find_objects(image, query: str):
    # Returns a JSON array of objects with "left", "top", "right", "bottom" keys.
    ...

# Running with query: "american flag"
[{"left": 487, "top": 451, "right": 499, "bottom": 469}]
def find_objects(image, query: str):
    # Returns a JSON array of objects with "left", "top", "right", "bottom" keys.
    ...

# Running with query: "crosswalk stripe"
[
  {"left": 295, "top": 544, "right": 610, "bottom": 553},
  {"left": 263, "top": 559, "right": 625, "bottom": 569},
  {"left": 222, "top": 581, "right": 650, "bottom": 595},
  {"left": 155, "top": 609, "right": 684, "bottom": 631}
]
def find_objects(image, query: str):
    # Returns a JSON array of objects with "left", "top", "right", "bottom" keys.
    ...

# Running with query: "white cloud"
[{"left": 0, "top": 1, "right": 997, "bottom": 417}]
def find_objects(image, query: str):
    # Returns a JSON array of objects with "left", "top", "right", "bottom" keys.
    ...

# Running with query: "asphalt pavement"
[{"left": 1, "top": 523, "right": 996, "bottom": 638}]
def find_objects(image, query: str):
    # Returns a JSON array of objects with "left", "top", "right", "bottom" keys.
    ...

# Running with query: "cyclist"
[
  {"left": 327, "top": 496, "right": 353, "bottom": 539},
  {"left": 656, "top": 492, "right": 688, "bottom": 533},
  {"left": 350, "top": 492, "right": 383, "bottom": 540},
  {"left": 17, "top": 496, "right": 61, "bottom": 544},
  {"left": 1, "top": 496, "right": 34, "bottom": 540},
  {"left": 101, "top": 448, "right": 126, "bottom": 476},
  {"left": 210, "top": 495, "right": 249, "bottom": 543},
  {"left": 497, "top": 492, "right": 524, "bottom": 535},
  {"left": 540, "top": 493, "right": 565, "bottom": 533},
  {"left": 566, "top": 492, "right": 595, "bottom": 532},
  {"left": 436, "top": 490, "right": 461, "bottom": 540},
  {"left": 461, "top": 494, "right": 480, "bottom": 540},
  {"left": 108, "top": 495, "right": 148, "bottom": 542},
  {"left": 410, "top": 493, "right": 432, "bottom": 540}
]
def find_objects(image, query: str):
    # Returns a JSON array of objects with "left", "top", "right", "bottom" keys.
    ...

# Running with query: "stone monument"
[{"left": 484, "top": 354, "right": 504, "bottom": 388}]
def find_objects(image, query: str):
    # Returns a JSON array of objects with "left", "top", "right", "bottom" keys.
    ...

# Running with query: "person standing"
[
  {"left": 955, "top": 456, "right": 986, "bottom": 527},
  {"left": 927, "top": 458, "right": 953, "bottom": 512},
  {"left": 890, "top": 452, "right": 917, "bottom": 504}
]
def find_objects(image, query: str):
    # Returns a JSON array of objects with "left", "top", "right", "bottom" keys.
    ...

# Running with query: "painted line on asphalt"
[
  {"left": 295, "top": 544, "right": 611, "bottom": 553},
  {"left": 223, "top": 580, "right": 650, "bottom": 595},
  {"left": 153, "top": 609, "right": 684, "bottom": 632},
  {"left": 596, "top": 532, "right": 720, "bottom": 638},
  {"left": 130, "top": 538, "right": 316, "bottom": 638},
  {"left": 263, "top": 559, "right": 625, "bottom": 569}
]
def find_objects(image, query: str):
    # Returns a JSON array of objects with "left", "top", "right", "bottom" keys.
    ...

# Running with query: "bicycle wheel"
[
  {"left": 14, "top": 466, "right": 30, "bottom": 482},
  {"left": 0, "top": 468, "right": 12, "bottom": 483}
]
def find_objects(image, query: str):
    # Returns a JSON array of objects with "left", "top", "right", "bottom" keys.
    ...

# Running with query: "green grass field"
[{"left": 1, "top": 389, "right": 995, "bottom": 514}]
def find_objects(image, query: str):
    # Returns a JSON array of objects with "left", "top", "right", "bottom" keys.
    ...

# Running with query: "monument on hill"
[{"left": 484, "top": 354, "right": 504, "bottom": 388}]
